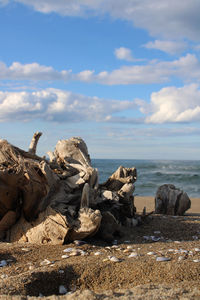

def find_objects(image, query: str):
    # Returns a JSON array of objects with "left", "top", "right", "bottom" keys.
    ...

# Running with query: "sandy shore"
[
  {"left": 134, "top": 196, "right": 200, "bottom": 214},
  {"left": 0, "top": 197, "right": 199, "bottom": 299}
]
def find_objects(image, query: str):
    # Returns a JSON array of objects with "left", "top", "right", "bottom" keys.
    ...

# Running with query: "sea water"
[{"left": 92, "top": 159, "right": 200, "bottom": 198}]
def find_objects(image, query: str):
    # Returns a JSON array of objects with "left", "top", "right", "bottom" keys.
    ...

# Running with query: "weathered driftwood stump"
[
  {"left": 155, "top": 184, "right": 191, "bottom": 215},
  {"left": 0, "top": 133, "right": 138, "bottom": 244}
]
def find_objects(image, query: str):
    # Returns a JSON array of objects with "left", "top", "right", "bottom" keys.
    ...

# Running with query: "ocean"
[{"left": 92, "top": 159, "right": 200, "bottom": 198}]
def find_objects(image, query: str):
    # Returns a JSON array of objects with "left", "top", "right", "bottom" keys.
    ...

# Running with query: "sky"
[{"left": 0, "top": 0, "right": 200, "bottom": 160}]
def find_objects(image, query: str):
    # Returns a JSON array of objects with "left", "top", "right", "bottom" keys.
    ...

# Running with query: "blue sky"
[{"left": 0, "top": 0, "right": 200, "bottom": 160}]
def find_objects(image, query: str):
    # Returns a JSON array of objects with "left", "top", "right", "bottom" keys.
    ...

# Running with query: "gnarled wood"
[
  {"left": 155, "top": 184, "right": 191, "bottom": 215},
  {"left": 0, "top": 132, "right": 138, "bottom": 244}
]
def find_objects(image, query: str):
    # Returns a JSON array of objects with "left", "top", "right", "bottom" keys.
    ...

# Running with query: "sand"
[{"left": 0, "top": 196, "right": 199, "bottom": 299}]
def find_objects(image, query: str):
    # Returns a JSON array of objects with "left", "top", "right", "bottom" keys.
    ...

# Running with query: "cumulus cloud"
[
  {"left": 0, "top": 88, "right": 137, "bottom": 122},
  {"left": 9, "top": 0, "right": 200, "bottom": 41},
  {"left": 144, "top": 40, "right": 188, "bottom": 55},
  {"left": 114, "top": 47, "right": 134, "bottom": 62},
  {"left": 1, "top": 54, "right": 200, "bottom": 86},
  {"left": 95, "top": 54, "right": 200, "bottom": 85},
  {"left": 1, "top": 85, "right": 200, "bottom": 124},
  {"left": 0, "top": 62, "right": 71, "bottom": 81},
  {"left": 144, "top": 84, "right": 200, "bottom": 123}
]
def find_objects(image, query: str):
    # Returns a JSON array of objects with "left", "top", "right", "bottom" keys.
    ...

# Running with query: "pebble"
[
  {"left": 192, "top": 236, "right": 198, "bottom": 240},
  {"left": 59, "top": 285, "right": 67, "bottom": 294},
  {"left": 156, "top": 257, "right": 171, "bottom": 262},
  {"left": 59, "top": 270, "right": 64, "bottom": 274},
  {"left": 1, "top": 274, "right": 8, "bottom": 279},
  {"left": 0, "top": 260, "right": 7, "bottom": 267},
  {"left": 108, "top": 256, "right": 121, "bottom": 262}
]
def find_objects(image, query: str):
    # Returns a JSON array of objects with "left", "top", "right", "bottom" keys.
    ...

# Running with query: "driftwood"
[
  {"left": 155, "top": 184, "right": 191, "bottom": 215},
  {"left": 0, "top": 133, "right": 138, "bottom": 244}
]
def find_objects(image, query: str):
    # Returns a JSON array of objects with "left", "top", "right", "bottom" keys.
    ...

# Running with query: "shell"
[
  {"left": 0, "top": 260, "right": 7, "bottom": 267},
  {"left": 108, "top": 256, "right": 121, "bottom": 262},
  {"left": 151, "top": 236, "right": 161, "bottom": 242},
  {"left": 40, "top": 259, "right": 51, "bottom": 266},
  {"left": 128, "top": 253, "right": 138, "bottom": 258},
  {"left": 59, "top": 285, "right": 67, "bottom": 295},
  {"left": 74, "top": 240, "right": 86, "bottom": 246},
  {"left": 63, "top": 248, "right": 75, "bottom": 253},
  {"left": 61, "top": 255, "right": 69, "bottom": 259},
  {"left": 127, "top": 245, "right": 134, "bottom": 249},
  {"left": 147, "top": 252, "right": 156, "bottom": 256},
  {"left": 194, "top": 248, "right": 200, "bottom": 252},
  {"left": 69, "top": 250, "right": 81, "bottom": 256},
  {"left": 94, "top": 251, "right": 101, "bottom": 256},
  {"left": 156, "top": 257, "right": 171, "bottom": 262},
  {"left": 193, "top": 259, "right": 200, "bottom": 263}
]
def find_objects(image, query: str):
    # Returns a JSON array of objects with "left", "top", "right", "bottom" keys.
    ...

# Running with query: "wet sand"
[{"left": 0, "top": 197, "right": 199, "bottom": 299}]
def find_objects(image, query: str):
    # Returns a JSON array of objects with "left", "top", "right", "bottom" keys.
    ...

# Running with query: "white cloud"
[
  {"left": 1, "top": 54, "right": 200, "bottom": 86},
  {"left": 0, "top": 88, "right": 137, "bottom": 122},
  {"left": 11, "top": 0, "right": 200, "bottom": 41},
  {"left": 106, "top": 126, "right": 200, "bottom": 141},
  {"left": 95, "top": 54, "right": 200, "bottom": 85},
  {"left": 76, "top": 70, "right": 95, "bottom": 82},
  {"left": 144, "top": 40, "right": 187, "bottom": 55},
  {"left": 0, "top": 85, "right": 200, "bottom": 125},
  {"left": 0, "top": 62, "right": 71, "bottom": 81},
  {"left": 144, "top": 84, "right": 200, "bottom": 123},
  {"left": 0, "top": 0, "right": 9, "bottom": 6},
  {"left": 114, "top": 47, "right": 134, "bottom": 62}
]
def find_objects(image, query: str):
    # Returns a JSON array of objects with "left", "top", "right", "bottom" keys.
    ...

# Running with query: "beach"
[{"left": 0, "top": 196, "right": 199, "bottom": 299}]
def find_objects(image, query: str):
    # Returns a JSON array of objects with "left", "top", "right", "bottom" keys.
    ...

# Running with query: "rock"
[{"left": 155, "top": 184, "right": 191, "bottom": 215}]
